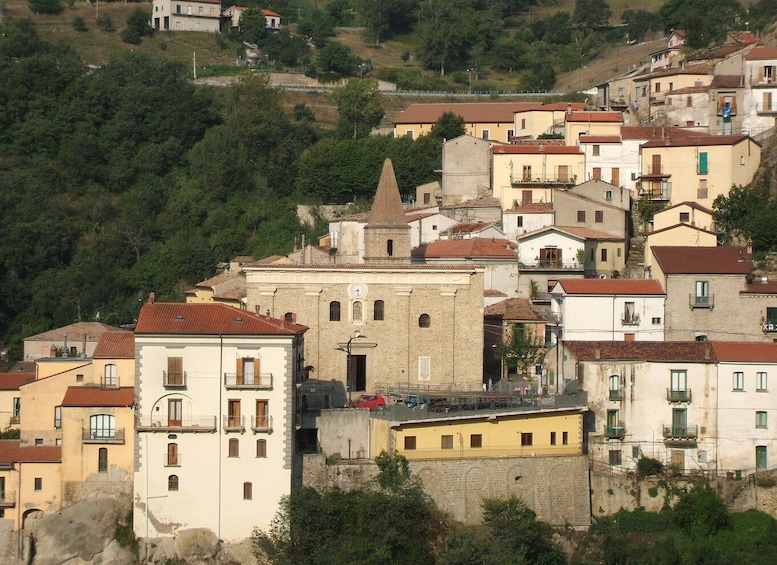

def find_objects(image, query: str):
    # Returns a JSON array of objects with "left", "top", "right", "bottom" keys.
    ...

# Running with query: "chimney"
[
  {"left": 148, "top": 292, "right": 155, "bottom": 304},
  {"left": 567, "top": 103, "right": 572, "bottom": 115},
  {"left": 595, "top": 348, "right": 601, "bottom": 360},
  {"left": 255, "top": 305, "right": 261, "bottom": 314}
]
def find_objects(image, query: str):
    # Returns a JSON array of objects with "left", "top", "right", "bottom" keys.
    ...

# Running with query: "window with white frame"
[
  {"left": 756, "top": 411, "right": 768, "bottom": 429},
  {"left": 756, "top": 372, "right": 768, "bottom": 391},
  {"left": 89, "top": 414, "right": 115, "bottom": 439},
  {"left": 733, "top": 371, "right": 744, "bottom": 391},
  {"left": 54, "top": 406, "right": 61, "bottom": 429},
  {"left": 104, "top": 364, "right": 117, "bottom": 386}
]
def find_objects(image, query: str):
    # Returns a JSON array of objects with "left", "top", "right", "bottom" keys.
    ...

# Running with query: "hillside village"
[{"left": 5, "top": 8, "right": 777, "bottom": 565}]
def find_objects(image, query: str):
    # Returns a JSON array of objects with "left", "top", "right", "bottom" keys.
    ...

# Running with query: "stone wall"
[
  {"left": 62, "top": 479, "right": 133, "bottom": 508},
  {"left": 302, "top": 453, "right": 591, "bottom": 527}
]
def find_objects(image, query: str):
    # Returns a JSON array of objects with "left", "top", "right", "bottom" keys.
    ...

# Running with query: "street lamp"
[
  {"left": 336, "top": 332, "right": 366, "bottom": 405},
  {"left": 467, "top": 68, "right": 472, "bottom": 94}
]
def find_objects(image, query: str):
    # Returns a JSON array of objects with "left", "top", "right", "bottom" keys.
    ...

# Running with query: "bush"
[
  {"left": 28, "top": 0, "right": 63, "bottom": 14},
  {"left": 72, "top": 16, "right": 88, "bottom": 32},
  {"left": 673, "top": 482, "right": 731, "bottom": 538},
  {"left": 120, "top": 27, "right": 142, "bottom": 45},
  {"left": 122, "top": 7, "right": 153, "bottom": 44},
  {"left": 637, "top": 456, "right": 664, "bottom": 478},
  {"left": 97, "top": 15, "right": 115, "bottom": 32}
]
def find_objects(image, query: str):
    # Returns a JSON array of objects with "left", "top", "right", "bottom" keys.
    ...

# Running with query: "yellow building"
[
  {"left": 564, "top": 111, "right": 623, "bottom": 143},
  {"left": 513, "top": 102, "right": 586, "bottom": 139},
  {"left": 0, "top": 442, "right": 61, "bottom": 531},
  {"left": 373, "top": 405, "right": 585, "bottom": 460},
  {"left": 0, "top": 372, "right": 34, "bottom": 430}
]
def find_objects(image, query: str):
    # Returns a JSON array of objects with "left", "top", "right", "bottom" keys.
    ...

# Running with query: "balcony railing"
[
  {"left": 136, "top": 415, "right": 217, "bottom": 432},
  {"left": 756, "top": 102, "right": 777, "bottom": 114},
  {"left": 0, "top": 491, "right": 16, "bottom": 508},
  {"left": 638, "top": 180, "right": 671, "bottom": 201},
  {"left": 251, "top": 415, "right": 273, "bottom": 433},
  {"left": 689, "top": 294, "right": 714, "bottom": 309},
  {"left": 163, "top": 371, "right": 187, "bottom": 388},
  {"left": 100, "top": 377, "right": 120, "bottom": 388},
  {"left": 749, "top": 74, "right": 775, "bottom": 86},
  {"left": 663, "top": 424, "right": 698, "bottom": 443},
  {"left": 164, "top": 453, "right": 181, "bottom": 467},
  {"left": 621, "top": 314, "right": 640, "bottom": 326},
  {"left": 609, "top": 389, "right": 624, "bottom": 401},
  {"left": 82, "top": 428, "right": 125, "bottom": 444},
  {"left": 224, "top": 372, "right": 273, "bottom": 390},
  {"left": 604, "top": 425, "right": 626, "bottom": 439},
  {"left": 667, "top": 389, "right": 692, "bottom": 403},
  {"left": 223, "top": 415, "right": 246, "bottom": 433},
  {"left": 763, "top": 321, "right": 777, "bottom": 333},
  {"left": 639, "top": 165, "right": 668, "bottom": 176}
]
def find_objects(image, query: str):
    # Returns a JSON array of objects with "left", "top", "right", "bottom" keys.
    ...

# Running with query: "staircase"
[{"left": 623, "top": 217, "right": 647, "bottom": 279}]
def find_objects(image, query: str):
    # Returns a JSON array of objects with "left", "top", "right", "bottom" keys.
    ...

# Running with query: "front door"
[
  {"left": 168, "top": 399, "right": 182, "bottom": 427},
  {"left": 351, "top": 354, "right": 367, "bottom": 392},
  {"left": 757, "top": 446, "right": 768, "bottom": 470}
]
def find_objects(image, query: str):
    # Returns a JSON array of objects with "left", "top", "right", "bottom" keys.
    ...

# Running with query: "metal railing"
[
  {"left": 223, "top": 415, "right": 246, "bottom": 432},
  {"left": 224, "top": 372, "right": 273, "bottom": 389},
  {"left": 0, "top": 491, "right": 16, "bottom": 507},
  {"left": 82, "top": 428, "right": 125, "bottom": 443},
  {"left": 663, "top": 425, "right": 699, "bottom": 440},
  {"left": 667, "top": 389, "right": 692, "bottom": 402},
  {"left": 621, "top": 314, "right": 640, "bottom": 326},
  {"left": 100, "top": 377, "right": 120, "bottom": 388},
  {"left": 163, "top": 371, "right": 187, "bottom": 388},
  {"left": 604, "top": 425, "right": 626, "bottom": 439},
  {"left": 689, "top": 294, "right": 714, "bottom": 308},
  {"left": 136, "top": 416, "right": 217, "bottom": 432},
  {"left": 755, "top": 102, "right": 777, "bottom": 113},
  {"left": 164, "top": 453, "right": 181, "bottom": 467},
  {"left": 251, "top": 415, "right": 273, "bottom": 432}
]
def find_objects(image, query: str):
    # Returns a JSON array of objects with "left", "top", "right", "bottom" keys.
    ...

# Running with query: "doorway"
[{"left": 351, "top": 354, "right": 367, "bottom": 392}]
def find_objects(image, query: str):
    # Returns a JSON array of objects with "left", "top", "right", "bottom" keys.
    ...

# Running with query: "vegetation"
[
  {"left": 494, "top": 325, "right": 545, "bottom": 377},
  {"left": 637, "top": 456, "right": 665, "bottom": 478}
]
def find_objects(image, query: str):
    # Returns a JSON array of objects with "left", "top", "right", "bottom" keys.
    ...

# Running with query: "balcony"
[
  {"left": 136, "top": 415, "right": 217, "bottom": 433},
  {"left": 763, "top": 320, "right": 777, "bottom": 333},
  {"left": 604, "top": 425, "right": 626, "bottom": 439},
  {"left": 756, "top": 102, "right": 777, "bottom": 114},
  {"left": 82, "top": 428, "right": 126, "bottom": 444},
  {"left": 609, "top": 97, "right": 628, "bottom": 109},
  {"left": 223, "top": 415, "right": 246, "bottom": 433},
  {"left": 639, "top": 165, "right": 670, "bottom": 177},
  {"left": 609, "top": 389, "right": 624, "bottom": 401},
  {"left": 749, "top": 74, "right": 775, "bottom": 86},
  {"left": 0, "top": 491, "right": 16, "bottom": 508},
  {"left": 667, "top": 388, "right": 692, "bottom": 403},
  {"left": 510, "top": 171, "right": 576, "bottom": 187},
  {"left": 251, "top": 415, "right": 273, "bottom": 433},
  {"left": 689, "top": 294, "right": 714, "bottom": 309},
  {"left": 224, "top": 372, "right": 273, "bottom": 390},
  {"left": 164, "top": 453, "right": 181, "bottom": 467},
  {"left": 637, "top": 180, "right": 671, "bottom": 201},
  {"left": 662, "top": 424, "right": 698, "bottom": 445},
  {"left": 163, "top": 371, "right": 187, "bottom": 388},
  {"left": 100, "top": 377, "right": 120, "bottom": 388},
  {"left": 621, "top": 314, "right": 640, "bottom": 326}
]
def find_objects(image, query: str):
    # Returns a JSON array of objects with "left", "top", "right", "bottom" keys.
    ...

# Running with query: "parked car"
[
  {"left": 352, "top": 394, "right": 386, "bottom": 411},
  {"left": 404, "top": 395, "right": 429, "bottom": 407}
]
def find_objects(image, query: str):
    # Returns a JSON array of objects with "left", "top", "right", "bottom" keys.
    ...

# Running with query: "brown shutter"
[
  {"left": 253, "top": 358, "right": 260, "bottom": 378},
  {"left": 236, "top": 358, "right": 244, "bottom": 385}
]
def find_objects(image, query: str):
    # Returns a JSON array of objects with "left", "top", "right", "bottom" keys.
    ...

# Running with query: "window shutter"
[
  {"left": 236, "top": 358, "right": 244, "bottom": 385},
  {"left": 253, "top": 358, "right": 260, "bottom": 377},
  {"left": 698, "top": 152, "right": 708, "bottom": 174}
]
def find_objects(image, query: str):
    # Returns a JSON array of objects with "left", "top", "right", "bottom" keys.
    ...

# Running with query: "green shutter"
[{"left": 698, "top": 152, "right": 708, "bottom": 174}]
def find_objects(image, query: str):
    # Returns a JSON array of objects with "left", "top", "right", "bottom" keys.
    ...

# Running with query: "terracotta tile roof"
[
  {"left": 658, "top": 201, "right": 713, "bottom": 215},
  {"left": 25, "top": 322, "right": 119, "bottom": 342},
  {"left": 484, "top": 289, "right": 508, "bottom": 297},
  {"left": 195, "top": 273, "right": 235, "bottom": 288},
  {"left": 404, "top": 212, "right": 437, "bottom": 223},
  {"left": 712, "top": 342, "right": 777, "bottom": 362},
  {"left": 135, "top": 300, "right": 308, "bottom": 336},
  {"left": 667, "top": 86, "right": 709, "bottom": 95},
  {"left": 553, "top": 226, "right": 622, "bottom": 240},
  {"left": 443, "top": 222, "right": 496, "bottom": 234},
  {"left": 394, "top": 102, "right": 538, "bottom": 125},
  {"left": 0, "top": 441, "right": 61, "bottom": 464},
  {"left": 711, "top": 75, "right": 744, "bottom": 88},
  {"left": 687, "top": 44, "right": 748, "bottom": 61},
  {"left": 514, "top": 102, "right": 586, "bottom": 114},
  {"left": 652, "top": 246, "right": 751, "bottom": 274},
  {"left": 92, "top": 331, "right": 134, "bottom": 359},
  {"left": 505, "top": 203, "right": 554, "bottom": 213},
  {"left": 213, "top": 287, "right": 247, "bottom": 301},
  {"left": 412, "top": 238, "right": 516, "bottom": 259},
  {"left": 493, "top": 145, "right": 583, "bottom": 155},
  {"left": 641, "top": 134, "right": 752, "bottom": 148},
  {"left": 564, "top": 341, "right": 716, "bottom": 362},
  {"left": 634, "top": 63, "right": 712, "bottom": 81},
  {"left": 444, "top": 197, "right": 502, "bottom": 209},
  {"left": 743, "top": 279, "right": 777, "bottom": 294},
  {"left": 484, "top": 298, "right": 544, "bottom": 321},
  {"left": 8, "top": 361, "right": 35, "bottom": 373},
  {"left": 746, "top": 47, "right": 777, "bottom": 61},
  {"left": 565, "top": 111, "right": 623, "bottom": 123},
  {"left": 620, "top": 126, "right": 699, "bottom": 140},
  {"left": 261, "top": 9, "right": 280, "bottom": 17},
  {"left": 579, "top": 135, "right": 621, "bottom": 143},
  {"left": 0, "top": 372, "right": 35, "bottom": 390},
  {"left": 555, "top": 279, "right": 665, "bottom": 295},
  {"left": 649, "top": 224, "right": 716, "bottom": 237},
  {"left": 61, "top": 386, "right": 135, "bottom": 407}
]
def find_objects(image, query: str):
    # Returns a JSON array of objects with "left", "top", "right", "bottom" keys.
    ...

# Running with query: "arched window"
[
  {"left": 353, "top": 301, "right": 362, "bottom": 321},
  {"left": 387, "top": 239, "right": 394, "bottom": 256},
  {"left": 98, "top": 448, "right": 108, "bottom": 473},
  {"left": 418, "top": 314, "right": 431, "bottom": 328},
  {"left": 284, "top": 312, "right": 294, "bottom": 323},
  {"left": 329, "top": 301, "right": 341, "bottom": 321},
  {"left": 168, "top": 475, "right": 179, "bottom": 491},
  {"left": 104, "top": 364, "right": 117, "bottom": 387},
  {"left": 374, "top": 300, "right": 384, "bottom": 321},
  {"left": 89, "top": 414, "right": 115, "bottom": 440}
]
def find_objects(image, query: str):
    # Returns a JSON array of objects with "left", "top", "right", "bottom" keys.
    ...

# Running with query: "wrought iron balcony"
[
  {"left": 164, "top": 453, "right": 181, "bottom": 467},
  {"left": 667, "top": 388, "right": 692, "bottom": 403},
  {"left": 621, "top": 314, "right": 640, "bottom": 326},
  {"left": 223, "top": 415, "right": 246, "bottom": 433},
  {"left": 609, "top": 389, "right": 624, "bottom": 401},
  {"left": 163, "top": 371, "right": 187, "bottom": 388},
  {"left": 663, "top": 424, "right": 698, "bottom": 444},
  {"left": 605, "top": 425, "right": 626, "bottom": 439},
  {"left": 224, "top": 372, "right": 273, "bottom": 390},
  {"left": 82, "top": 428, "right": 125, "bottom": 444},
  {"left": 689, "top": 294, "right": 714, "bottom": 309},
  {"left": 0, "top": 491, "right": 16, "bottom": 508},
  {"left": 251, "top": 415, "right": 273, "bottom": 433},
  {"left": 136, "top": 415, "right": 217, "bottom": 433}
]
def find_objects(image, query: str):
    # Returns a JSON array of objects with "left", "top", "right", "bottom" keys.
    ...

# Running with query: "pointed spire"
[{"left": 368, "top": 159, "right": 406, "bottom": 227}]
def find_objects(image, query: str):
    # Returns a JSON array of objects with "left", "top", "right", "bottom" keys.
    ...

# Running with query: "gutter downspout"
[{"left": 218, "top": 334, "right": 223, "bottom": 541}]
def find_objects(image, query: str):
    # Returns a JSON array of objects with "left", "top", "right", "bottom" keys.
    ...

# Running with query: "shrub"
[
  {"left": 637, "top": 456, "right": 664, "bottom": 478},
  {"left": 673, "top": 482, "right": 731, "bottom": 537},
  {"left": 72, "top": 16, "right": 88, "bottom": 32},
  {"left": 28, "top": 0, "right": 63, "bottom": 14},
  {"left": 97, "top": 15, "right": 115, "bottom": 32}
]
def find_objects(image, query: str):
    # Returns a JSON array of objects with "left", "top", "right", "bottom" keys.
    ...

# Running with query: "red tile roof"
[
  {"left": 484, "top": 289, "right": 508, "bottom": 297},
  {"left": 394, "top": 102, "right": 538, "bottom": 125},
  {"left": 261, "top": 9, "right": 280, "bottom": 17},
  {"left": 620, "top": 126, "right": 699, "bottom": 140},
  {"left": 710, "top": 75, "right": 744, "bottom": 88},
  {"left": 25, "top": 322, "right": 119, "bottom": 342},
  {"left": 493, "top": 145, "right": 583, "bottom": 155},
  {"left": 634, "top": 63, "right": 712, "bottom": 81},
  {"left": 552, "top": 226, "right": 622, "bottom": 240},
  {"left": 213, "top": 287, "right": 247, "bottom": 301},
  {"left": 506, "top": 203, "right": 554, "bottom": 213},
  {"left": 641, "top": 134, "right": 752, "bottom": 148},
  {"left": 711, "top": 342, "right": 777, "bottom": 363},
  {"left": 0, "top": 372, "right": 35, "bottom": 390},
  {"left": 658, "top": 201, "right": 713, "bottom": 215},
  {"left": 135, "top": 300, "right": 308, "bottom": 336},
  {"left": 195, "top": 273, "right": 235, "bottom": 288},
  {"left": 565, "top": 111, "right": 623, "bottom": 123},
  {"left": 514, "top": 102, "right": 586, "bottom": 114},
  {"left": 443, "top": 222, "right": 497, "bottom": 234},
  {"left": 555, "top": 279, "right": 665, "bottom": 295},
  {"left": 61, "top": 386, "right": 135, "bottom": 407},
  {"left": 564, "top": 341, "right": 715, "bottom": 362},
  {"left": 743, "top": 279, "right": 777, "bottom": 294},
  {"left": 745, "top": 47, "right": 777, "bottom": 61},
  {"left": 652, "top": 246, "right": 751, "bottom": 274},
  {"left": 92, "top": 331, "right": 134, "bottom": 359},
  {"left": 579, "top": 135, "right": 621, "bottom": 144},
  {"left": 484, "top": 298, "right": 544, "bottom": 321},
  {"left": 0, "top": 441, "right": 61, "bottom": 464},
  {"left": 412, "top": 238, "right": 516, "bottom": 259}
]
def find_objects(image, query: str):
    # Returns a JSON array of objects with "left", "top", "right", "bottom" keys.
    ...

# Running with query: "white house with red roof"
[
  {"left": 132, "top": 297, "right": 307, "bottom": 544},
  {"left": 743, "top": 47, "right": 777, "bottom": 135},
  {"left": 549, "top": 279, "right": 666, "bottom": 342},
  {"left": 502, "top": 203, "right": 554, "bottom": 240},
  {"left": 151, "top": 0, "right": 222, "bottom": 32}
]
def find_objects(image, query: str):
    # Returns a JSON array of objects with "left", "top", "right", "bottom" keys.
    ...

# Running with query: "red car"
[{"left": 352, "top": 394, "right": 386, "bottom": 411}]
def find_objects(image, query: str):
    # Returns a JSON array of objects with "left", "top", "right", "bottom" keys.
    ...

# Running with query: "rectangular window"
[
  {"left": 652, "top": 317, "right": 662, "bottom": 324},
  {"left": 53, "top": 406, "right": 61, "bottom": 429},
  {"left": 623, "top": 302, "right": 636, "bottom": 324},
  {"left": 680, "top": 212, "right": 690, "bottom": 222},
  {"left": 562, "top": 431, "right": 569, "bottom": 445},
  {"left": 228, "top": 400, "right": 241, "bottom": 428},
  {"left": 592, "top": 145, "right": 600, "bottom": 156},
  {"left": 405, "top": 131, "right": 414, "bottom": 139},
  {"left": 733, "top": 371, "right": 744, "bottom": 391},
  {"left": 441, "top": 435, "right": 453, "bottom": 449},
  {"left": 687, "top": 95, "right": 693, "bottom": 107},
  {"left": 166, "top": 357, "right": 184, "bottom": 386},
  {"left": 522, "top": 165, "right": 532, "bottom": 182},
  {"left": 418, "top": 356, "right": 431, "bottom": 381},
  {"left": 404, "top": 436, "right": 417, "bottom": 450},
  {"left": 655, "top": 82, "right": 661, "bottom": 92},
  {"left": 256, "top": 439, "right": 267, "bottom": 458},
  {"left": 329, "top": 301, "right": 341, "bottom": 321},
  {"left": 601, "top": 248, "right": 608, "bottom": 262},
  {"left": 757, "top": 372, "right": 768, "bottom": 392},
  {"left": 516, "top": 216, "right": 523, "bottom": 227},
  {"left": 756, "top": 411, "right": 768, "bottom": 429},
  {"left": 76, "top": 374, "right": 84, "bottom": 382},
  {"left": 609, "top": 450, "right": 622, "bottom": 466},
  {"left": 595, "top": 211, "right": 604, "bottom": 223},
  {"left": 757, "top": 445, "right": 768, "bottom": 470},
  {"left": 521, "top": 432, "right": 533, "bottom": 446},
  {"left": 611, "top": 168, "right": 620, "bottom": 186},
  {"left": 507, "top": 129, "right": 514, "bottom": 140},
  {"left": 470, "top": 434, "right": 483, "bottom": 448},
  {"left": 698, "top": 179, "right": 708, "bottom": 199},
  {"left": 593, "top": 167, "right": 602, "bottom": 180},
  {"left": 605, "top": 190, "right": 613, "bottom": 201},
  {"left": 698, "top": 151, "right": 708, "bottom": 174},
  {"left": 577, "top": 210, "right": 585, "bottom": 222},
  {"left": 550, "top": 432, "right": 556, "bottom": 445},
  {"left": 229, "top": 438, "right": 239, "bottom": 457},
  {"left": 695, "top": 281, "right": 709, "bottom": 305},
  {"left": 98, "top": 448, "right": 108, "bottom": 473},
  {"left": 481, "top": 129, "right": 490, "bottom": 140},
  {"left": 35, "top": 438, "right": 43, "bottom": 446},
  {"left": 175, "top": 4, "right": 181, "bottom": 14},
  {"left": 521, "top": 118, "right": 526, "bottom": 129},
  {"left": 34, "top": 478, "right": 42, "bottom": 491},
  {"left": 243, "top": 482, "right": 252, "bottom": 500}
]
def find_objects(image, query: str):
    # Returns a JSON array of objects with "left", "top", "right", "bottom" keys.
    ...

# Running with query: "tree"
[
  {"left": 622, "top": 9, "right": 658, "bottom": 43},
  {"left": 415, "top": 0, "right": 478, "bottom": 76},
  {"left": 429, "top": 112, "right": 466, "bottom": 141},
  {"left": 27, "top": 0, "right": 63, "bottom": 14},
  {"left": 573, "top": 0, "right": 612, "bottom": 28},
  {"left": 317, "top": 42, "right": 356, "bottom": 76},
  {"left": 713, "top": 184, "right": 777, "bottom": 250},
  {"left": 356, "top": 0, "right": 418, "bottom": 45},
  {"left": 331, "top": 79, "right": 385, "bottom": 140},
  {"left": 494, "top": 325, "right": 544, "bottom": 378},
  {"left": 659, "top": 0, "right": 741, "bottom": 49},
  {"left": 122, "top": 7, "right": 153, "bottom": 44},
  {"left": 673, "top": 482, "right": 731, "bottom": 538}
]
